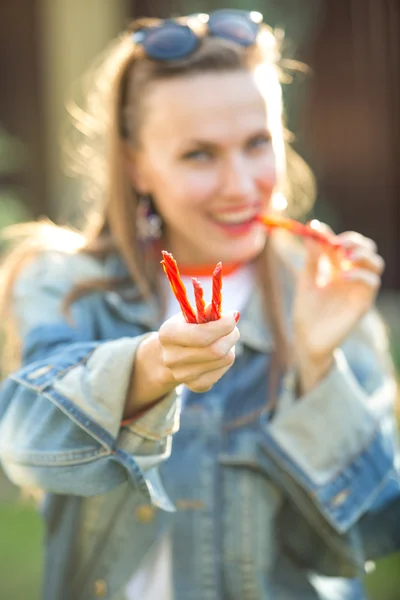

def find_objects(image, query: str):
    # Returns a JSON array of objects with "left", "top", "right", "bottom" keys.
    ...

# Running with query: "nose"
[{"left": 220, "top": 154, "right": 255, "bottom": 201}]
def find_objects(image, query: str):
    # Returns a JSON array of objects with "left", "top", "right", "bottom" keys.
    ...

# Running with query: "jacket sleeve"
[
  {"left": 0, "top": 252, "right": 179, "bottom": 510},
  {"left": 263, "top": 310, "right": 399, "bottom": 534}
]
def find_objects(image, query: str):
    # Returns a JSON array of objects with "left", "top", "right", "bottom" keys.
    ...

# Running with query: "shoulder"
[
  {"left": 14, "top": 250, "right": 107, "bottom": 298},
  {"left": 12, "top": 250, "right": 107, "bottom": 337}
]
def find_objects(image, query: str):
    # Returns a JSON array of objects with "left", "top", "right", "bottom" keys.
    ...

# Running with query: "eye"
[
  {"left": 246, "top": 134, "right": 272, "bottom": 150},
  {"left": 181, "top": 149, "right": 213, "bottom": 162}
]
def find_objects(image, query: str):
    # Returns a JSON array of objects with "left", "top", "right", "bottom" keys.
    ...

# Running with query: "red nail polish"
[{"left": 233, "top": 311, "right": 241, "bottom": 323}]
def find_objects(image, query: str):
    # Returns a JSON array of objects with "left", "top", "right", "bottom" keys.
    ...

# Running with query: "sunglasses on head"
[{"left": 131, "top": 10, "right": 264, "bottom": 61}]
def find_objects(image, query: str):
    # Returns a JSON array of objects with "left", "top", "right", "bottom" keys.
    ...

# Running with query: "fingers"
[
  {"left": 336, "top": 231, "right": 377, "bottom": 253},
  {"left": 184, "top": 363, "right": 234, "bottom": 394},
  {"left": 336, "top": 232, "right": 384, "bottom": 276},
  {"left": 306, "top": 223, "right": 378, "bottom": 256},
  {"left": 342, "top": 268, "right": 381, "bottom": 290},
  {"left": 303, "top": 225, "right": 384, "bottom": 280},
  {"left": 167, "top": 351, "right": 236, "bottom": 389},
  {"left": 308, "top": 220, "right": 334, "bottom": 236},
  {"left": 303, "top": 221, "right": 337, "bottom": 278},
  {"left": 159, "top": 312, "right": 238, "bottom": 348},
  {"left": 335, "top": 231, "right": 382, "bottom": 287},
  {"left": 161, "top": 327, "right": 240, "bottom": 366},
  {"left": 158, "top": 311, "right": 240, "bottom": 393},
  {"left": 345, "top": 246, "right": 385, "bottom": 275}
]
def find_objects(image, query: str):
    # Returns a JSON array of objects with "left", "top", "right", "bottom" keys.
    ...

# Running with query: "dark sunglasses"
[{"left": 131, "top": 10, "right": 264, "bottom": 61}]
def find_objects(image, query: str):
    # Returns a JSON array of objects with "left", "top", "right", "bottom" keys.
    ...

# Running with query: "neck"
[
  {"left": 155, "top": 239, "right": 243, "bottom": 277},
  {"left": 177, "top": 262, "right": 242, "bottom": 277}
]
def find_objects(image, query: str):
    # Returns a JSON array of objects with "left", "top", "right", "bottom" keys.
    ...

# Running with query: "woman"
[{"left": 0, "top": 10, "right": 398, "bottom": 600}]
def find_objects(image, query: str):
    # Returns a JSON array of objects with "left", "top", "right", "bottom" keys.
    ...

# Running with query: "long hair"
[{"left": 0, "top": 16, "right": 316, "bottom": 375}]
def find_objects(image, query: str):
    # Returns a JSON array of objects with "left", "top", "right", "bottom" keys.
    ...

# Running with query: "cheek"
[
  {"left": 151, "top": 170, "right": 218, "bottom": 222},
  {"left": 160, "top": 169, "right": 219, "bottom": 211},
  {"left": 181, "top": 171, "right": 219, "bottom": 205},
  {"left": 255, "top": 152, "right": 278, "bottom": 191}
]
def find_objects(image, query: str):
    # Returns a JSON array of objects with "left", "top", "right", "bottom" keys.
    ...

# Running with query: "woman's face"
[{"left": 131, "top": 69, "right": 278, "bottom": 266}]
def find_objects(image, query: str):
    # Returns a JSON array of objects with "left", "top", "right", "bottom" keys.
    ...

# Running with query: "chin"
[{"left": 209, "top": 238, "right": 265, "bottom": 265}]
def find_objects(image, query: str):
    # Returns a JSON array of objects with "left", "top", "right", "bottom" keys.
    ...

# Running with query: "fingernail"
[{"left": 233, "top": 311, "right": 241, "bottom": 323}]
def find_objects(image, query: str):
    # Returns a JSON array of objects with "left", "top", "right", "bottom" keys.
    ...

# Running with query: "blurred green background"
[{"left": 1, "top": 1, "right": 400, "bottom": 599}]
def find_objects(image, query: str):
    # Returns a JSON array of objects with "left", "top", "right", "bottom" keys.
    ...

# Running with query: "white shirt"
[
  {"left": 163, "top": 263, "right": 254, "bottom": 321},
  {"left": 125, "top": 265, "right": 254, "bottom": 600}
]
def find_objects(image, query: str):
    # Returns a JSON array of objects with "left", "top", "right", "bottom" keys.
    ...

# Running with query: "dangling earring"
[{"left": 136, "top": 194, "right": 162, "bottom": 244}]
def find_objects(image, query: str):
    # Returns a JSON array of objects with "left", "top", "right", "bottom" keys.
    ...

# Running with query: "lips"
[
  {"left": 210, "top": 206, "right": 260, "bottom": 225},
  {"left": 209, "top": 215, "right": 260, "bottom": 238}
]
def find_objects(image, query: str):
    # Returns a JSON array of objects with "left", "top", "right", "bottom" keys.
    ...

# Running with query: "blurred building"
[{"left": 0, "top": 0, "right": 399, "bottom": 289}]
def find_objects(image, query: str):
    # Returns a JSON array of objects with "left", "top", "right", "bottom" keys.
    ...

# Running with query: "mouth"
[{"left": 209, "top": 206, "right": 261, "bottom": 235}]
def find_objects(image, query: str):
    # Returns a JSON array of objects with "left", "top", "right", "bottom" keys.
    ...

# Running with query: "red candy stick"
[
  {"left": 161, "top": 251, "right": 197, "bottom": 324},
  {"left": 257, "top": 214, "right": 343, "bottom": 250},
  {"left": 192, "top": 278, "right": 208, "bottom": 324},
  {"left": 161, "top": 252, "right": 238, "bottom": 325},
  {"left": 209, "top": 262, "right": 223, "bottom": 321}
]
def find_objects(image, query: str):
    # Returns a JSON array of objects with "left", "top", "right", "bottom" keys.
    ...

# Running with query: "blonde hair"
[{"left": 0, "top": 16, "right": 315, "bottom": 375}]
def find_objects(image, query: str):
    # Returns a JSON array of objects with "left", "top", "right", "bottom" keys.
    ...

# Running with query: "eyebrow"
[
  {"left": 183, "top": 140, "right": 218, "bottom": 150},
  {"left": 183, "top": 129, "right": 272, "bottom": 149}
]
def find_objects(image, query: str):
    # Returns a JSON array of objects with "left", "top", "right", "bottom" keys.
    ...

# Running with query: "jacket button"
[
  {"left": 135, "top": 504, "right": 155, "bottom": 523},
  {"left": 94, "top": 579, "right": 108, "bottom": 597},
  {"left": 331, "top": 489, "right": 349, "bottom": 507}
]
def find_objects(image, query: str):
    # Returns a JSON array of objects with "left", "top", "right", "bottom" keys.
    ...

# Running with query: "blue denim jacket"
[{"left": 0, "top": 250, "right": 399, "bottom": 600}]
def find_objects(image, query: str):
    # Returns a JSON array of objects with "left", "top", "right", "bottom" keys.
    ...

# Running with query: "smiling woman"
[
  {"left": 130, "top": 68, "right": 276, "bottom": 266},
  {"left": 0, "top": 9, "right": 399, "bottom": 600}
]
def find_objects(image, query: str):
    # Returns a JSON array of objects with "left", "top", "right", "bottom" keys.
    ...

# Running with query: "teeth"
[{"left": 213, "top": 209, "right": 257, "bottom": 224}]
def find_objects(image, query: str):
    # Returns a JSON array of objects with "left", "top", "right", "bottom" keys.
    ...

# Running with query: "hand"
[
  {"left": 293, "top": 225, "right": 385, "bottom": 392},
  {"left": 158, "top": 312, "right": 240, "bottom": 393}
]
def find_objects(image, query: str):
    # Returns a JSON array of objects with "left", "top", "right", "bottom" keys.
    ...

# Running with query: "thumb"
[
  {"left": 304, "top": 238, "right": 322, "bottom": 280},
  {"left": 307, "top": 220, "right": 341, "bottom": 266}
]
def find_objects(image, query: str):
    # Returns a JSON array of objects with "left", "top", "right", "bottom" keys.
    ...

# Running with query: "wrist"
[
  {"left": 295, "top": 351, "right": 334, "bottom": 395},
  {"left": 124, "top": 332, "right": 177, "bottom": 419},
  {"left": 147, "top": 332, "right": 178, "bottom": 389}
]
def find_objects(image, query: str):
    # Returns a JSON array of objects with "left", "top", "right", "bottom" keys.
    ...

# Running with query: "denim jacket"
[{"left": 0, "top": 250, "right": 399, "bottom": 600}]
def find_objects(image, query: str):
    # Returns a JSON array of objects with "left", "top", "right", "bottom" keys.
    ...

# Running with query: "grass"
[
  {"left": 0, "top": 499, "right": 43, "bottom": 600},
  {"left": 392, "top": 343, "right": 400, "bottom": 375},
  {"left": 0, "top": 487, "right": 399, "bottom": 600},
  {"left": 365, "top": 555, "right": 400, "bottom": 600}
]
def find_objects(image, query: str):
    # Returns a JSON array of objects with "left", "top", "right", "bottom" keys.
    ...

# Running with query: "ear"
[{"left": 123, "top": 143, "right": 150, "bottom": 194}]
